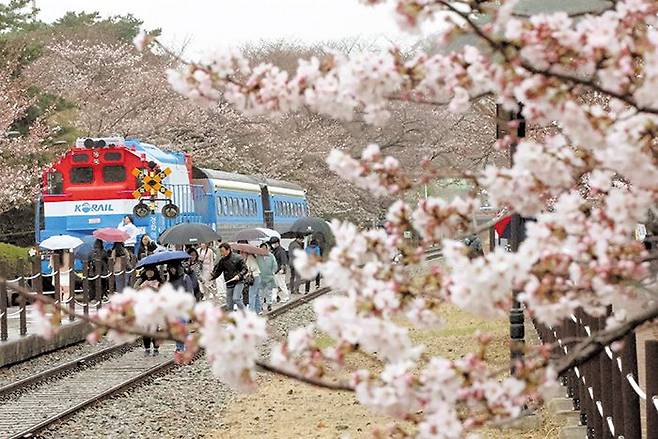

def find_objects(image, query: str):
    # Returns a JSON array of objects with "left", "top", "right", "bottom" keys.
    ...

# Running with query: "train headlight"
[
  {"left": 162, "top": 203, "right": 179, "bottom": 219},
  {"left": 133, "top": 202, "right": 150, "bottom": 218}
]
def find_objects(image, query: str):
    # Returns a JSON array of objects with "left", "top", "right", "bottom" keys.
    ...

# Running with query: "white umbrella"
[{"left": 39, "top": 235, "right": 84, "bottom": 251}]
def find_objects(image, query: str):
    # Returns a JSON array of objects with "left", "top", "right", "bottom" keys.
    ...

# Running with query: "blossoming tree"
[
  {"left": 0, "top": 60, "right": 50, "bottom": 213},
  {"left": 26, "top": 0, "right": 658, "bottom": 437}
]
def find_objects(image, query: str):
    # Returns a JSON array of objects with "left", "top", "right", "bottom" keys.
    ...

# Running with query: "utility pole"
[{"left": 496, "top": 103, "right": 526, "bottom": 373}]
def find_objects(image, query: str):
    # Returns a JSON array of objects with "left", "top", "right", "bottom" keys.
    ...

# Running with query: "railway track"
[
  {"left": 0, "top": 250, "right": 440, "bottom": 438},
  {"left": 0, "top": 286, "right": 332, "bottom": 439}
]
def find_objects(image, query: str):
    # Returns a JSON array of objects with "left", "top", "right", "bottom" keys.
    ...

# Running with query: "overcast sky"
[{"left": 30, "top": 0, "right": 418, "bottom": 57}]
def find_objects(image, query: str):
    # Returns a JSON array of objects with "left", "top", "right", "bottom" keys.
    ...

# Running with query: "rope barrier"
[
  {"left": 626, "top": 373, "right": 647, "bottom": 400},
  {"left": 42, "top": 271, "right": 57, "bottom": 277},
  {"left": 24, "top": 273, "right": 41, "bottom": 280},
  {"left": 6, "top": 308, "right": 25, "bottom": 317},
  {"left": 653, "top": 395, "right": 658, "bottom": 412},
  {"left": 606, "top": 417, "right": 615, "bottom": 436},
  {"left": 6, "top": 276, "right": 23, "bottom": 283}
]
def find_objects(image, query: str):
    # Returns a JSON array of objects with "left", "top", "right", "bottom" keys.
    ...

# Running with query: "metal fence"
[{"left": 0, "top": 252, "right": 136, "bottom": 342}]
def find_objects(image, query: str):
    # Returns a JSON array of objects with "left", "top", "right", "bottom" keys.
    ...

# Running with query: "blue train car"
[{"left": 37, "top": 137, "right": 309, "bottom": 257}]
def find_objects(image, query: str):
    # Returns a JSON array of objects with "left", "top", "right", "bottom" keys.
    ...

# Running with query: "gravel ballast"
[{"left": 38, "top": 292, "right": 322, "bottom": 438}]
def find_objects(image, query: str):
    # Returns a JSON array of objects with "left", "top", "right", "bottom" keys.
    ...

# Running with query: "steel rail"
[
  {"left": 1, "top": 286, "right": 332, "bottom": 437},
  {"left": 0, "top": 342, "right": 135, "bottom": 399},
  {"left": 3, "top": 250, "right": 440, "bottom": 436}
]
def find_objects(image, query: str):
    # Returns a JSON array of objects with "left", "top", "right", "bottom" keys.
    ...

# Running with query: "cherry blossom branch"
[
  {"left": 255, "top": 361, "right": 355, "bottom": 391},
  {"left": 554, "top": 303, "right": 658, "bottom": 376},
  {"left": 437, "top": 0, "right": 658, "bottom": 115}
]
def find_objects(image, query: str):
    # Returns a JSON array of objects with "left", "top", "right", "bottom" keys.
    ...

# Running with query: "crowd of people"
[{"left": 116, "top": 216, "right": 324, "bottom": 355}]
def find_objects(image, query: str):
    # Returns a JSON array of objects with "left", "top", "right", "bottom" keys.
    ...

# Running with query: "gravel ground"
[
  {"left": 0, "top": 338, "right": 118, "bottom": 388},
  {"left": 37, "top": 292, "right": 323, "bottom": 438}
]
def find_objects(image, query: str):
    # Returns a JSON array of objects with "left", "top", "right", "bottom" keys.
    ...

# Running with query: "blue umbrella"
[
  {"left": 136, "top": 251, "right": 191, "bottom": 269},
  {"left": 73, "top": 236, "right": 98, "bottom": 260}
]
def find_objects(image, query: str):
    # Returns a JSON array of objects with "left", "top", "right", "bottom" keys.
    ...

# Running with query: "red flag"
[{"left": 494, "top": 216, "right": 512, "bottom": 236}]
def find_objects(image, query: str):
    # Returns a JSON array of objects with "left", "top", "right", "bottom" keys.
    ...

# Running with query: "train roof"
[{"left": 193, "top": 167, "right": 305, "bottom": 195}]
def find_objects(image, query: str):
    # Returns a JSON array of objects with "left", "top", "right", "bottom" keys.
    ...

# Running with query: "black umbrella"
[
  {"left": 286, "top": 217, "right": 335, "bottom": 254},
  {"left": 158, "top": 223, "right": 221, "bottom": 246}
]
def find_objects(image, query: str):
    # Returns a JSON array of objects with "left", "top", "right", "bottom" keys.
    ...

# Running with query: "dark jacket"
[
  {"left": 287, "top": 240, "right": 304, "bottom": 263},
  {"left": 271, "top": 246, "right": 288, "bottom": 274},
  {"left": 137, "top": 241, "right": 157, "bottom": 260},
  {"left": 169, "top": 274, "right": 198, "bottom": 300},
  {"left": 211, "top": 251, "right": 248, "bottom": 288}
]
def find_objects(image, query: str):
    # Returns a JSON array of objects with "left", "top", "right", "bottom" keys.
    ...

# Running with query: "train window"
[
  {"left": 104, "top": 152, "right": 122, "bottom": 162},
  {"left": 102, "top": 165, "right": 126, "bottom": 183},
  {"left": 72, "top": 153, "right": 89, "bottom": 163},
  {"left": 230, "top": 198, "right": 236, "bottom": 216},
  {"left": 71, "top": 166, "right": 93, "bottom": 184},
  {"left": 221, "top": 197, "right": 228, "bottom": 216},
  {"left": 251, "top": 200, "right": 257, "bottom": 215},
  {"left": 46, "top": 171, "right": 63, "bottom": 194}
]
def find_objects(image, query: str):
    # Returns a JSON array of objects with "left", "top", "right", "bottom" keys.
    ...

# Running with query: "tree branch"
[{"left": 554, "top": 304, "right": 658, "bottom": 376}]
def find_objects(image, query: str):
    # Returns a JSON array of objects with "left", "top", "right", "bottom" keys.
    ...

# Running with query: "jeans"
[
  {"left": 247, "top": 277, "right": 262, "bottom": 313},
  {"left": 226, "top": 282, "right": 245, "bottom": 311},
  {"left": 144, "top": 337, "right": 159, "bottom": 350},
  {"left": 305, "top": 274, "right": 321, "bottom": 293},
  {"left": 289, "top": 265, "right": 300, "bottom": 293}
]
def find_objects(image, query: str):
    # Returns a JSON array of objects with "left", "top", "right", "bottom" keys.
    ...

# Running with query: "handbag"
[{"left": 243, "top": 270, "right": 255, "bottom": 286}]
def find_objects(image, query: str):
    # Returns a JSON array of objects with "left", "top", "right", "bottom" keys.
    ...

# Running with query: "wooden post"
[
  {"left": 611, "top": 345, "right": 625, "bottom": 438},
  {"left": 645, "top": 340, "right": 658, "bottom": 439},
  {"left": 93, "top": 256, "right": 102, "bottom": 311},
  {"left": 82, "top": 260, "right": 90, "bottom": 317},
  {"left": 598, "top": 315, "right": 613, "bottom": 438},
  {"left": 31, "top": 256, "right": 43, "bottom": 297},
  {"left": 66, "top": 251, "right": 75, "bottom": 322},
  {"left": 17, "top": 260, "right": 27, "bottom": 336},
  {"left": 51, "top": 253, "right": 61, "bottom": 326},
  {"left": 621, "top": 331, "right": 641, "bottom": 439},
  {"left": 0, "top": 274, "right": 7, "bottom": 342}
]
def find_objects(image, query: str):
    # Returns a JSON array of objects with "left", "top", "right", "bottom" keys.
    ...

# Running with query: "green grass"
[{"left": 0, "top": 242, "right": 30, "bottom": 269}]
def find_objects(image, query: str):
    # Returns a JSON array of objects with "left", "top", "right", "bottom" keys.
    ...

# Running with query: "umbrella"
[
  {"left": 158, "top": 223, "right": 221, "bottom": 246},
  {"left": 230, "top": 243, "right": 269, "bottom": 256},
  {"left": 286, "top": 217, "right": 336, "bottom": 252},
  {"left": 73, "top": 235, "right": 99, "bottom": 260},
  {"left": 39, "top": 235, "right": 84, "bottom": 251},
  {"left": 234, "top": 227, "right": 281, "bottom": 242},
  {"left": 93, "top": 228, "right": 130, "bottom": 242},
  {"left": 136, "top": 251, "right": 191, "bottom": 269}
]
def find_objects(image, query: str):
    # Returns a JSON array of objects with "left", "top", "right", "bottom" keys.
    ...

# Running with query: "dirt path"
[{"left": 210, "top": 303, "right": 561, "bottom": 438}]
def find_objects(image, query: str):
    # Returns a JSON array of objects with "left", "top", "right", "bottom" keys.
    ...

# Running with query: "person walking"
[
  {"left": 89, "top": 239, "right": 108, "bottom": 301},
  {"left": 256, "top": 242, "right": 278, "bottom": 312},
  {"left": 137, "top": 234, "right": 157, "bottom": 261},
  {"left": 198, "top": 242, "right": 215, "bottom": 299},
  {"left": 287, "top": 233, "right": 305, "bottom": 295},
  {"left": 268, "top": 237, "right": 290, "bottom": 303},
  {"left": 184, "top": 247, "right": 203, "bottom": 302},
  {"left": 210, "top": 243, "right": 248, "bottom": 311},
  {"left": 109, "top": 241, "right": 129, "bottom": 294},
  {"left": 165, "top": 261, "right": 196, "bottom": 352},
  {"left": 304, "top": 239, "right": 322, "bottom": 294},
  {"left": 210, "top": 241, "right": 227, "bottom": 299},
  {"left": 133, "top": 266, "right": 163, "bottom": 355},
  {"left": 243, "top": 251, "right": 262, "bottom": 313},
  {"left": 117, "top": 215, "right": 140, "bottom": 259}
]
